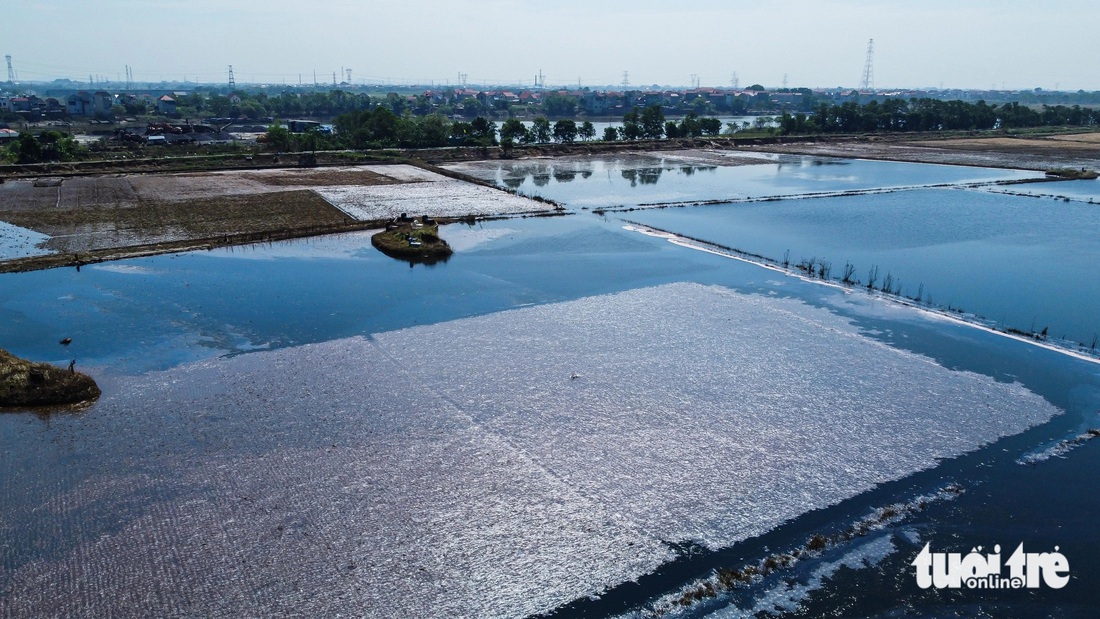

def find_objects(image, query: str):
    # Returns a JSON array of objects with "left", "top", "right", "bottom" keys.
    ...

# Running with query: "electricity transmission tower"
[
  {"left": 228, "top": 65, "right": 236, "bottom": 88},
  {"left": 730, "top": 72, "right": 739, "bottom": 89},
  {"left": 5, "top": 55, "right": 14, "bottom": 82},
  {"left": 860, "top": 39, "right": 874, "bottom": 91},
  {"left": 621, "top": 71, "right": 630, "bottom": 88}
]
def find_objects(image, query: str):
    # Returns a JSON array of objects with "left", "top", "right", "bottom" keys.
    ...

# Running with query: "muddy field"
[
  {"left": 755, "top": 132, "right": 1100, "bottom": 171},
  {"left": 2, "top": 134, "right": 1097, "bottom": 270},
  {"left": 0, "top": 164, "right": 552, "bottom": 266}
]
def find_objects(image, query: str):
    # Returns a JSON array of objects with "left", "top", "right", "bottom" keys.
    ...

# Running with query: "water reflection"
[
  {"left": 621, "top": 167, "right": 663, "bottom": 187},
  {"left": 477, "top": 157, "right": 724, "bottom": 190}
]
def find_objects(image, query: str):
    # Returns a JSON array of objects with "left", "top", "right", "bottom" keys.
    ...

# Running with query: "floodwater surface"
[
  {"left": 2, "top": 159, "right": 1099, "bottom": 618},
  {"left": 449, "top": 154, "right": 1039, "bottom": 207},
  {"left": 624, "top": 187, "right": 1100, "bottom": 346}
]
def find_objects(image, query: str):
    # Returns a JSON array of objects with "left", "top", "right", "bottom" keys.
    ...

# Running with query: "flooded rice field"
[
  {"left": 0, "top": 164, "right": 552, "bottom": 259},
  {"left": 447, "top": 154, "right": 1038, "bottom": 209},
  {"left": 454, "top": 155, "right": 1097, "bottom": 347},
  {"left": 2, "top": 154, "right": 1100, "bottom": 617}
]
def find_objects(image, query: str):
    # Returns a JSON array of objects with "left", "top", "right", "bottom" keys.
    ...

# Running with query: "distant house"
[
  {"left": 157, "top": 94, "right": 177, "bottom": 115},
  {"left": 66, "top": 92, "right": 94, "bottom": 116},
  {"left": 9, "top": 97, "right": 32, "bottom": 113},
  {"left": 228, "top": 93, "right": 242, "bottom": 105},
  {"left": 93, "top": 91, "right": 114, "bottom": 116}
]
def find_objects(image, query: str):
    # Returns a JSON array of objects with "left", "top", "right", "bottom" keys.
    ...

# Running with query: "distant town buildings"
[{"left": 0, "top": 81, "right": 1096, "bottom": 125}]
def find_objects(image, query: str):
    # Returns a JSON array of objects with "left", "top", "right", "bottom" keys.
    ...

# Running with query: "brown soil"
[
  {"left": 910, "top": 136, "right": 1100, "bottom": 154},
  {"left": 754, "top": 133, "right": 1100, "bottom": 171},
  {"left": 0, "top": 348, "right": 101, "bottom": 409},
  {"left": 239, "top": 168, "right": 405, "bottom": 187},
  {"left": 0, "top": 189, "right": 352, "bottom": 255}
]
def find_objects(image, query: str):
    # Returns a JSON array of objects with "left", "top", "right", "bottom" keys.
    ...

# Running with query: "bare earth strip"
[{"left": 753, "top": 134, "right": 1100, "bottom": 171}]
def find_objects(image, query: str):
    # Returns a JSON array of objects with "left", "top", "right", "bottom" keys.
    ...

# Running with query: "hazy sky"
[{"left": 7, "top": 0, "right": 1100, "bottom": 90}]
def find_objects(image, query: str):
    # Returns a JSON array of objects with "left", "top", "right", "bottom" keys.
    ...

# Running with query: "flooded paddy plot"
[
  {"left": 0, "top": 164, "right": 550, "bottom": 257},
  {"left": 0, "top": 220, "right": 51, "bottom": 260},
  {"left": 448, "top": 154, "right": 1039, "bottom": 209},
  {"left": 625, "top": 188, "right": 1100, "bottom": 346},
  {"left": 315, "top": 178, "right": 549, "bottom": 221},
  {"left": 0, "top": 283, "right": 1061, "bottom": 617}
]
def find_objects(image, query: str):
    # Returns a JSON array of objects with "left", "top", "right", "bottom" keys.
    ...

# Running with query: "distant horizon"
[
  {"left": 4, "top": 76, "right": 1094, "bottom": 95},
  {"left": 7, "top": 1, "right": 1100, "bottom": 91}
]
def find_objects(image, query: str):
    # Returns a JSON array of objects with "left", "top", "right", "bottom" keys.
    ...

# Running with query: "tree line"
[
  {"left": 3, "top": 130, "right": 85, "bottom": 163},
  {"left": 287, "top": 105, "right": 728, "bottom": 151},
  {"left": 779, "top": 99, "right": 1100, "bottom": 134}
]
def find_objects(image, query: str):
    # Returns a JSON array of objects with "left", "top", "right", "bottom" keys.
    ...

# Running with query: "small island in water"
[
  {"left": 371, "top": 215, "right": 453, "bottom": 264},
  {"left": 0, "top": 348, "right": 101, "bottom": 409}
]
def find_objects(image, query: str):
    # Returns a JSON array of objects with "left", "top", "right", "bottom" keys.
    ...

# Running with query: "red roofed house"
[{"left": 157, "top": 94, "right": 177, "bottom": 115}]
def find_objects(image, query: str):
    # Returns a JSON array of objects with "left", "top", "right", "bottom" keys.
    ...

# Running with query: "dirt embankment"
[{"left": 752, "top": 132, "right": 1100, "bottom": 171}]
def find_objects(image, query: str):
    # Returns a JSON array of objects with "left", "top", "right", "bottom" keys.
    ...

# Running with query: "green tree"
[
  {"left": 699, "top": 117, "right": 722, "bottom": 135},
  {"left": 208, "top": 95, "right": 232, "bottom": 117},
  {"left": 602, "top": 126, "right": 619, "bottom": 141},
  {"left": 123, "top": 99, "right": 147, "bottom": 116},
  {"left": 450, "top": 121, "right": 474, "bottom": 145},
  {"left": 10, "top": 132, "right": 42, "bottom": 163},
  {"left": 470, "top": 116, "right": 498, "bottom": 145},
  {"left": 265, "top": 122, "right": 293, "bottom": 151},
  {"left": 500, "top": 118, "right": 527, "bottom": 142},
  {"left": 239, "top": 100, "right": 267, "bottom": 120},
  {"left": 531, "top": 116, "right": 552, "bottom": 143},
  {"left": 640, "top": 105, "right": 665, "bottom": 139},
  {"left": 679, "top": 112, "right": 701, "bottom": 137},
  {"left": 621, "top": 107, "right": 643, "bottom": 140},
  {"left": 34, "top": 130, "right": 84, "bottom": 162},
  {"left": 396, "top": 114, "right": 452, "bottom": 148},
  {"left": 419, "top": 114, "right": 452, "bottom": 146},
  {"left": 552, "top": 119, "right": 578, "bottom": 143},
  {"left": 542, "top": 92, "right": 578, "bottom": 116},
  {"left": 578, "top": 121, "right": 596, "bottom": 142}
]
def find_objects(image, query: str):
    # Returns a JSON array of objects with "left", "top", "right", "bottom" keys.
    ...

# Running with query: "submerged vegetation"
[
  {"left": 660, "top": 485, "right": 964, "bottom": 614},
  {"left": 0, "top": 348, "right": 101, "bottom": 408},
  {"left": 627, "top": 221, "right": 1100, "bottom": 357}
]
